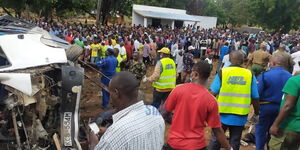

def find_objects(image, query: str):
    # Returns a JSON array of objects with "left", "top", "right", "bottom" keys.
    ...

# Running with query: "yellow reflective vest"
[
  {"left": 152, "top": 58, "right": 176, "bottom": 89},
  {"left": 116, "top": 55, "right": 122, "bottom": 72},
  {"left": 218, "top": 66, "right": 252, "bottom": 115}
]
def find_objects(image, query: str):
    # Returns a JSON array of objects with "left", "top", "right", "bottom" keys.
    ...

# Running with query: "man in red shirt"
[{"left": 164, "top": 61, "right": 231, "bottom": 150}]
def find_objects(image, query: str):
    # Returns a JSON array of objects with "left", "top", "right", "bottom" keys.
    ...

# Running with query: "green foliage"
[
  {"left": 1, "top": 0, "right": 299, "bottom": 32},
  {"left": 250, "top": 0, "right": 300, "bottom": 32}
]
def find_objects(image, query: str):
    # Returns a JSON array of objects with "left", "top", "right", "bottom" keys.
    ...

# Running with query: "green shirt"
[
  {"left": 280, "top": 75, "right": 300, "bottom": 132},
  {"left": 75, "top": 40, "right": 84, "bottom": 48}
]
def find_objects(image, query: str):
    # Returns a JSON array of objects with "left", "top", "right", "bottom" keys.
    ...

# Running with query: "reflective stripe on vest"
[
  {"left": 152, "top": 58, "right": 176, "bottom": 89},
  {"left": 218, "top": 67, "right": 252, "bottom": 115},
  {"left": 159, "top": 75, "right": 176, "bottom": 79}
]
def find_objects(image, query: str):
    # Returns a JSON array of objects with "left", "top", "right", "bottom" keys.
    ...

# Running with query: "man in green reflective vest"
[
  {"left": 143, "top": 47, "right": 176, "bottom": 109},
  {"left": 209, "top": 50, "right": 260, "bottom": 150}
]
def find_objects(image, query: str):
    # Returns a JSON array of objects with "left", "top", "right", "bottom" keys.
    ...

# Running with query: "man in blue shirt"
[
  {"left": 96, "top": 48, "right": 118, "bottom": 108},
  {"left": 255, "top": 53, "right": 292, "bottom": 150},
  {"left": 216, "top": 42, "right": 229, "bottom": 74},
  {"left": 209, "top": 51, "right": 260, "bottom": 150}
]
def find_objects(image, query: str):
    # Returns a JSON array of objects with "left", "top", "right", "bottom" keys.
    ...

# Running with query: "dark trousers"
[
  {"left": 255, "top": 103, "right": 279, "bottom": 150},
  {"left": 101, "top": 76, "right": 111, "bottom": 108},
  {"left": 164, "top": 144, "right": 207, "bottom": 150},
  {"left": 151, "top": 90, "right": 171, "bottom": 109},
  {"left": 208, "top": 124, "right": 244, "bottom": 150}
]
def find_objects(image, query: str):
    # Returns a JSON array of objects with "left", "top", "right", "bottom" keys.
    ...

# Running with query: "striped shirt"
[{"left": 94, "top": 101, "right": 165, "bottom": 150}]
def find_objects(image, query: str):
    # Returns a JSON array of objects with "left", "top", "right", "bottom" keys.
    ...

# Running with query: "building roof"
[{"left": 134, "top": 10, "right": 196, "bottom": 21}]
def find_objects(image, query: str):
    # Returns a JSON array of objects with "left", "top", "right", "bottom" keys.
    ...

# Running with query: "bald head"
[
  {"left": 229, "top": 50, "right": 244, "bottom": 65},
  {"left": 270, "top": 53, "right": 287, "bottom": 67},
  {"left": 110, "top": 71, "right": 139, "bottom": 101}
]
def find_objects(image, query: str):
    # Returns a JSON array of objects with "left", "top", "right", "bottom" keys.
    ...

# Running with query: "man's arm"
[
  {"left": 270, "top": 94, "right": 297, "bottom": 136},
  {"left": 251, "top": 98, "right": 260, "bottom": 115},
  {"left": 251, "top": 75, "right": 260, "bottom": 115},
  {"left": 210, "top": 74, "right": 222, "bottom": 96},
  {"left": 212, "top": 128, "right": 231, "bottom": 150},
  {"left": 207, "top": 99, "right": 231, "bottom": 150},
  {"left": 146, "top": 61, "right": 161, "bottom": 82}
]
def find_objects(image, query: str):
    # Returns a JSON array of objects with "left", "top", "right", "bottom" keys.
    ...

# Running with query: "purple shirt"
[{"left": 143, "top": 44, "right": 150, "bottom": 57}]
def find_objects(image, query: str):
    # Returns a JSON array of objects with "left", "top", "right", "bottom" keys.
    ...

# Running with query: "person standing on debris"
[
  {"left": 126, "top": 52, "right": 146, "bottom": 85},
  {"left": 246, "top": 43, "right": 271, "bottom": 77},
  {"left": 143, "top": 47, "right": 176, "bottom": 109},
  {"left": 254, "top": 53, "right": 292, "bottom": 150},
  {"left": 269, "top": 74, "right": 300, "bottom": 150},
  {"left": 96, "top": 48, "right": 118, "bottom": 109},
  {"left": 164, "top": 62, "right": 231, "bottom": 150},
  {"left": 209, "top": 51, "right": 260, "bottom": 150},
  {"left": 90, "top": 72, "right": 165, "bottom": 150}
]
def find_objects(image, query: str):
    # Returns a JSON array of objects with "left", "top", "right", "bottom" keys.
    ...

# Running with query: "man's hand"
[
  {"left": 99, "top": 127, "right": 107, "bottom": 137},
  {"left": 269, "top": 124, "right": 280, "bottom": 136},
  {"left": 88, "top": 130, "right": 100, "bottom": 150},
  {"left": 249, "top": 114, "right": 259, "bottom": 124},
  {"left": 142, "top": 76, "right": 148, "bottom": 83},
  {"left": 293, "top": 71, "right": 300, "bottom": 76}
]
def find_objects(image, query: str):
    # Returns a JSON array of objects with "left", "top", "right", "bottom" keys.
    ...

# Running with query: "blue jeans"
[
  {"left": 255, "top": 103, "right": 280, "bottom": 150},
  {"left": 91, "top": 57, "right": 99, "bottom": 63},
  {"left": 101, "top": 76, "right": 111, "bottom": 108}
]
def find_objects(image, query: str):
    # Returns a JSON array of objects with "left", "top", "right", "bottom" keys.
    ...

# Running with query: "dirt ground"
[{"left": 80, "top": 59, "right": 256, "bottom": 150}]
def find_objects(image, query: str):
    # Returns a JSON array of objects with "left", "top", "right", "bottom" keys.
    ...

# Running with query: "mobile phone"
[{"left": 89, "top": 122, "right": 100, "bottom": 134}]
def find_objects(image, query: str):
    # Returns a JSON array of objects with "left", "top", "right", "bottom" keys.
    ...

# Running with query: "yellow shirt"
[
  {"left": 111, "top": 39, "right": 116, "bottom": 47},
  {"left": 90, "top": 44, "right": 101, "bottom": 57}
]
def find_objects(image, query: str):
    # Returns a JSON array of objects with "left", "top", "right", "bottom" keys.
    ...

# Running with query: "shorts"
[{"left": 269, "top": 129, "right": 300, "bottom": 150}]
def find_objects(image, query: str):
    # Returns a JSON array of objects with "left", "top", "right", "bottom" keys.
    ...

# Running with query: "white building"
[{"left": 132, "top": 4, "right": 217, "bottom": 29}]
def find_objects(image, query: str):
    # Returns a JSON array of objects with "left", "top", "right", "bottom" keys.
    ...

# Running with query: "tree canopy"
[{"left": 1, "top": 0, "right": 299, "bottom": 32}]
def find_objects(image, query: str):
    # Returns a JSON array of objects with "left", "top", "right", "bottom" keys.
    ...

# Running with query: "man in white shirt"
[
  {"left": 90, "top": 72, "right": 165, "bottom": 150},
  {"left": 134, "top": 39, "right": 141, "bottom": 52},
  {"left": 291, "top": 46, "right": 300, "bottom": 75},
  {"left": 171, "top": 40, "right": 179, "bottom": 59}
]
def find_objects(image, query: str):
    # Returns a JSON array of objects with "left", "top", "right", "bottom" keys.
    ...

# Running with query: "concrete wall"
[
  {"left": 132, "top": 11, "right": 144, "bottom": 26},
  {"left": 184, "top": 16, "right": 217, "bottom": 29},
  {"left": 133, "top": 4, "right": 186, "bottom": 15},
  {"left": 132, "top": 4, "right": 218, "bottom": 29}
]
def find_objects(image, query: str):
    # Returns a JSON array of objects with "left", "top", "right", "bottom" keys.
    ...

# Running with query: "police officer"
[
  {"left": 143, "top": 47, "right": 176, "bottom": 109},
  {"left": 255, "top": 53, "right": 292, "bottom": 150},
  {"left": 96, "top": 48, "right": 118, "bottom": 108},
  {"left": 209, "top": 50, "right": 260, "bottom": 150}
]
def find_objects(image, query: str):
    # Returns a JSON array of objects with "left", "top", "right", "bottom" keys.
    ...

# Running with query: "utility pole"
[{"left": 96, "top": 0, "right": 102, "bottom": 26}]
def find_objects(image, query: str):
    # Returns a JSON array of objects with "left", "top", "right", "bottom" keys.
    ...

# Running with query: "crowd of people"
[{"left": 34, "top": 19, "right": 300, "bottom": 150}]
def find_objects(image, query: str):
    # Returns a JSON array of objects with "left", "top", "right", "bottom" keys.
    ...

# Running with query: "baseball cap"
[{"left": 158, "top": 47, "right": 170, "bottom": 54}]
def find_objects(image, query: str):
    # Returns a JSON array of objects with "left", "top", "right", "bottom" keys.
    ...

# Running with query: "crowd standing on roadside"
[{"left": 33, "top": 19, "right": 300, "bottom": 150}]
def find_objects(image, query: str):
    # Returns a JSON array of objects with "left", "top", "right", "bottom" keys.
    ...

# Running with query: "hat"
[
  {"left": 158, "top": 47, "right": 170, "bottom": 54},
  {"left": 188, "top": 46, "right": 195, "bottom": 51}
]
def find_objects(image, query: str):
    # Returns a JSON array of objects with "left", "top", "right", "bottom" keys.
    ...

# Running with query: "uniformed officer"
[
  {"left": 143, "top": 47, "right": 176, "bottom": 109},
  {"left": 209, "top": 50, "right": 260, "bottom": 150},
  {"left": 255, "top": 53, "right": 292, "bottom": 150},
  {"left": 96, "top": 48, "right": 118, "bottom": 108}
]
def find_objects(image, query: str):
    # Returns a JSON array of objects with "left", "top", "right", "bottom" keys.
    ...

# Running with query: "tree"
[{"left": 250, "top": 0, "right": 300, "bottom": 32}]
